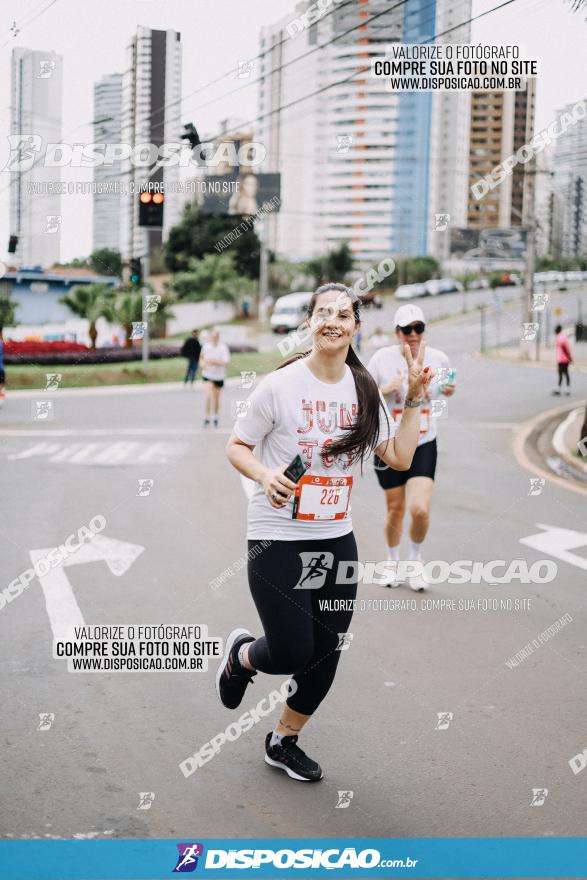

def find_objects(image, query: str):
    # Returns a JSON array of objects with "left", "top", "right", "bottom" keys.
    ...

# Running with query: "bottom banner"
[{"left": 1, "top": 837, "right": 586, "bottom": 879}]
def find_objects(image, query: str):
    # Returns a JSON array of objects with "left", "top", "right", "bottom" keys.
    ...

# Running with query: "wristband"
[{"left": 404, "top": 398, "right": 423, "bottom": 408}]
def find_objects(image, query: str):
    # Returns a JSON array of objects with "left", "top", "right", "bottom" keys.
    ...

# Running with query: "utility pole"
[
  {"left": 258, "top": 226, "right": 269, "bottom": 321},
  {"left": 520, "top": 158, "right": 537, "bottom": 360},
  {"left": 142, "top": 254, "right": 150, "bottom": 367}
]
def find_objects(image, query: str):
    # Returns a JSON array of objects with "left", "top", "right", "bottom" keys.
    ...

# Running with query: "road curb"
[
  {"left": 4, "top": 375, "right": 246, "bottom": 399},
  {"left": 478, "top": 350, "right": 587, "bottom": 373},
  {"left": 552, "top": 407, "right": 587, "bottom": 474},
  {"left": 512, "top": 403, "right": 587, "bottom": 497}
]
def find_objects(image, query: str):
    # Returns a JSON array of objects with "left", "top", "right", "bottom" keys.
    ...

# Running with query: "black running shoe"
[
  {"left": 216, "top": 628, "right": 256, "bottom": 709},
  {"left": 264, "top": 732, "right": 323, "bottom": 782}
]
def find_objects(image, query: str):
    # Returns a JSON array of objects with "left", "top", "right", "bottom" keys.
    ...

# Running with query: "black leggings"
[
  {"left": 247, "top": 531, "right": 357, "bottom": 716},
  {"left": 557, "top": 363, "right": 570, "bottom": 386}
]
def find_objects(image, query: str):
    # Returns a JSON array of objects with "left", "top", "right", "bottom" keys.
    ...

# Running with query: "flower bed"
[
  {"left": 3, "top": 341, "right": 256, "bottom": 365},
  {"left": 5, "top": 340, "right": 89, "bottom": 355}
]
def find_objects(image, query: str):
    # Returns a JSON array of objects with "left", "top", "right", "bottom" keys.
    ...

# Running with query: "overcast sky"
[{"left": 0, "top": 0, "right": 585, "bottom": 261}]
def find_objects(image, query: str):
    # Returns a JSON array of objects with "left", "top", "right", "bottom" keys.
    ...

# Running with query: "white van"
[
  {"left": 270, "top": 292, "right": 313, "bottom": 333},
  {"left": 394, "top": 283, "right": 427, "bottom": 300}
]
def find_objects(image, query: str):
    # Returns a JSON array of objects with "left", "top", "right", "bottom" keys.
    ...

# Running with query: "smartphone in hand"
[{"left": 283, "top": 454, "right": 306, "bottom": 484}]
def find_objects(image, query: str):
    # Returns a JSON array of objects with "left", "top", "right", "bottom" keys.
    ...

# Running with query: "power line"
[
  {"left": 213, "top": 0, "right": 519, "bottom": 144},
  {"left": 1, "top": 0, "right": 60, "bottom": 47},
  {"left": 0, "top": 0, "right": 522, "bottom": 207},
  {"left": 184, "top": 0, "right": 474, "bottom": 126},
  {"left": 69, "top": 0, "right": 518, "bottom": 190},
  {"left": 146, "top": 0, "right": 361, "bottom": 129},
  {"left": 0, "top": 0, "right": 405, "bottom": 197},
  {"left": 177, "top": 0, "right": 414, "bottom": 125}
]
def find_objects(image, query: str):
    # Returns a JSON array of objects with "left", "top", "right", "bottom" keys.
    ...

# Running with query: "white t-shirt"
[
  {"left": 201, "top": 342, "right": 230, "bottom": 381},
  {"left": 233, "top": 358, "right": 396, "bottom": 540},
  {"left": 367, "top": 345, "right": 450, "bottom": 447}
]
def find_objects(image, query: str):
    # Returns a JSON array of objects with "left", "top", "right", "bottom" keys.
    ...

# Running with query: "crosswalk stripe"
[{"left": 7, "top": 441, "right": 188, "bottom": 465}]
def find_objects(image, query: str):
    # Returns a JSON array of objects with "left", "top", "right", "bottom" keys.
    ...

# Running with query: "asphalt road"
[
  {"left": 1, "top": 306, "right": 586, "bottom": 843},
  {"left": 257, "top": 282, "right": 586, "bottom": 355}
]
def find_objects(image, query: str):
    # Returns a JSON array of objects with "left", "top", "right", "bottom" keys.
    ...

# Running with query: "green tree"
[
  {"left": 112, "top": 287, "right": 176, "bottom": 346},
  {"left": 305, "top": 243, "right": 355, "bottom": 287},
  {"left": 395, "top": 256, "right": 440, "bottom": 285},
  {"left": 165, "top": 204, "right": 261, "bottom": 279},
  {"left": 146, "top": 292, "right": 176, "bottom": 339},
  {"left": 112, "top": 290, "right": 142, "bottom": 348},
  {"left": 167, "top": 253, "right": 256, "bottom": 311},
  {"left": 60, "top": 283, "right": 116, "bottom": 349},
  {"left": 0, "top": 296, "right": 17, "bottom": 335},
  {"left": 267, "top": 257, "right": 318, "bottom": 295},
  {"left": 537, "top": 255, "right": 587, "bottom": 272},
  {"left": 89, "top": 248, "right": 122, "bottom": 277},
  {"left": 52, "top": 257, "right": 90, "bottom": 270}
]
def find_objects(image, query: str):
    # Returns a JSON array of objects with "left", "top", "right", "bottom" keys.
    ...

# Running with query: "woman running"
[
  {"left": 367, "top": 304, "right": 455, "bottom": 591},
  {"left": 217, "top": 283, "right": 431, "bottom": 781},
  {"left": 201, "top": 329, "right": 230, "bottom": 427}
]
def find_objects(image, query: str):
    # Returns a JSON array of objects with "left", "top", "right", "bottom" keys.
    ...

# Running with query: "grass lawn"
[{"left": 7, "top": 350, "right": 284, "bottom": 390}]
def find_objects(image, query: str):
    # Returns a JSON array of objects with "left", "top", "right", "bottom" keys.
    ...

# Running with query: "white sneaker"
[
  {"left": 380, "top": 566, "right": 403, "bottom": 588},
  {"left": 406, "top": 564, "right": 428, "bottom": 592}
]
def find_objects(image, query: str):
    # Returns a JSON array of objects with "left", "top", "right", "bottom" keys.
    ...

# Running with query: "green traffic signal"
[{"left": 129, "top": 258, "right": 142, "bottom": 286}]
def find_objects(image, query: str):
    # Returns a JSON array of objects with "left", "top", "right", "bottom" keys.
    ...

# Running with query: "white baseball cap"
[{"left": 394, "top": 304, "right": 425, "bottom": 328}]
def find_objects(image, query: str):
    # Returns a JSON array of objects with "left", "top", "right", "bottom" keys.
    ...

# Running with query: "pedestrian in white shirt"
[
  {"left": 367, "top": 304, "right": 456, "bottom": 590},
  {"left": 201, "top": 329, "right": 230, "bottom": 428}
]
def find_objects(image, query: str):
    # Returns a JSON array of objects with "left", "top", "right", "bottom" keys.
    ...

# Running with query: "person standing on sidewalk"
[
  {"left": 367, "top": 304, "right": 455, "bottom": 591},
  {"left": 201, "top": 329, "right": 230, "bottom": 427},
  {"left": 553, "top": 324, "right": 573, "bottom": 396},
  {"left": 181, "top": 329, "right": 201, "bottom": 387},
  {"left": 217, "top": 283, "right": 431, "bottom": 782}
]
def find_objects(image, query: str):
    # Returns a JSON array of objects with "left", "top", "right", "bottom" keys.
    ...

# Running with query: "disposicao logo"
[{"left": 173, "top": 843, "right": 204, "bottom": 872}]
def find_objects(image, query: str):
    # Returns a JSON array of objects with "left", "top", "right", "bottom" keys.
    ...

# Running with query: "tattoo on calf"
[{"left": 279, "top": 721, "right": 301, "bottom": 733}]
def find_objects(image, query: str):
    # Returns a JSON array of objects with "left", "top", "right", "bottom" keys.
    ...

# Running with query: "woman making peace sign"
[{"left": 217, "top": 283, "right": 432, "bottom": 781}]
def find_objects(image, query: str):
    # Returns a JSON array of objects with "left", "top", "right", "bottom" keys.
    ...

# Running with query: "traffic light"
[
  {"left": 8, "top": 235, "right": 18, "bottom": 254},
  {"left": 138, "top": 190, "right": 164, "bottom": 228},
  {"left": 129, "top": 258, "right": 142, "bottom": 286},
  {"left": 180, "top": 122, "right": 201, "bottom": 150}
]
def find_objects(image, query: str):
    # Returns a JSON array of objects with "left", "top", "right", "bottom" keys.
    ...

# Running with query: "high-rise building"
[
  {"left": 426, "top": 0, "right": 471, "bottom": 260},
  {"left": 258, "top": 0, "right": 471, "bottom": 264},
  {"left": 9, "top": 47, "right": 63, "bottom": 268},
  {"left": 258, "top": 0, "right": 402, "bottom": 263},
  {"left": 466, "top": 81, "right": 536, "bottom": 230},
  {"left": 120, "top": 26, "right": 182, "bottom": 263},
  {"left": 550, "top": 98, "right": 587, "bottom": 258},
  {"left": 534, "top": 146, "right": 553, "bottom": 258},
  {"left": 93, "top": 74, "right": 123, "bottom": 252}
]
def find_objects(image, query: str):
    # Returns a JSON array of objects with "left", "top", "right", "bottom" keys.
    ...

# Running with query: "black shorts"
[
  {"left": 0, "top": 368, "right": 4, "bottom": 384},
  {"left": 374, "top": 438, "right": 437, "bottom": 489},
  {"left": 204, "top": 377, "right": 224, "bottom": 389}
]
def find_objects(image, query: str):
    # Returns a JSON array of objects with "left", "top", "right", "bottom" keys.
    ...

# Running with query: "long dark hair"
[{"left": 276, "top": 282, "right": 390, "bottom": 466}]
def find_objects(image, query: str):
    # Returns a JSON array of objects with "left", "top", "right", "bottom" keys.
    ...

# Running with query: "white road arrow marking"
[
  {"left": 30, "top": 535, "right": 144, "bottom": 642},
  {"left": 519, "top": 523, "right": 587, "bottom": 572}
]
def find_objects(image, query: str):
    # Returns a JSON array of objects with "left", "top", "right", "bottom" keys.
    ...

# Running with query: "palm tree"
[
  {"left": 112, "top": 287, "right": 176, "bottom": 347},
  {"left": 60, "top": 283, "right": 116, "bottom": 349},
  {"left": 0, "top": 296, "right": 17, "bottom": 337},
  {"left": 112, "top": 289, "right": 143, "bottom": 348},
  {"left": 147, "top": 293, "right": 176, "bottom": 339}
]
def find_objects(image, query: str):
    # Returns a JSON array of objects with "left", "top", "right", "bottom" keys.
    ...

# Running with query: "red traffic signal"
[{"left": 138, "top": 190, "right": 164, "bottom": 227}]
